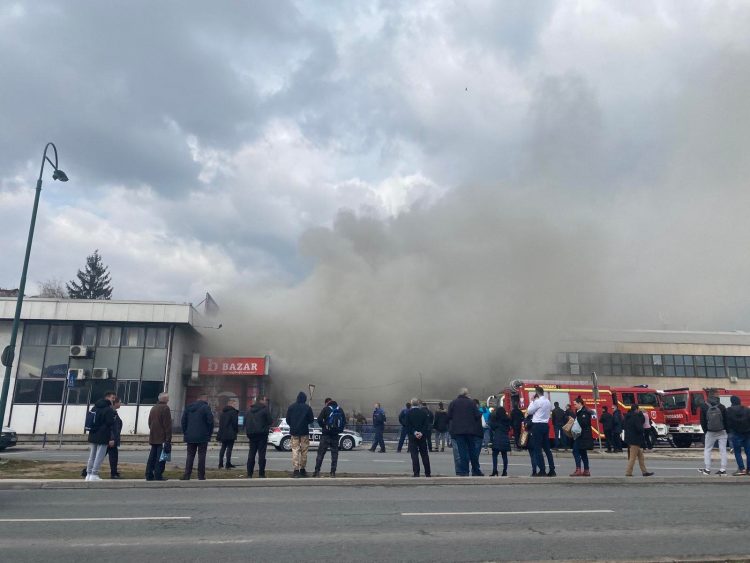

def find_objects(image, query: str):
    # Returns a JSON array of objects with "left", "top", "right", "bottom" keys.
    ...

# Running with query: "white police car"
[
  {"left": 268, "top": 418, "right": 362, "bottom": 451},
  {"left": 0, "top": 426, "right": 18, "bottom": 450}
]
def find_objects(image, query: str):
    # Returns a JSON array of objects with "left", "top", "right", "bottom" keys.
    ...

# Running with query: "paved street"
[
  {"left": 2, "top": 444, "right": 720, "bottom": 477},
  {"left": 0, "top": 482, "right": 747, "bottom": 561}
]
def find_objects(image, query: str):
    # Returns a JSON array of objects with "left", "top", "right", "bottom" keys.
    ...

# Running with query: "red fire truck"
[{"left": 661, "top": 387, "right": 750, "bottom": 448}]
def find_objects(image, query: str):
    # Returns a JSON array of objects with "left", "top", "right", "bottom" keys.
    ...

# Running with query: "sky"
[{"left": 3, "top": 1, "right": 750, "bottom": 403}]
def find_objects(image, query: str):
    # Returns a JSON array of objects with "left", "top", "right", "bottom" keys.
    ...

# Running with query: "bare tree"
[{"left": 37, "top": 278, "right": 67, "bottom": 299}]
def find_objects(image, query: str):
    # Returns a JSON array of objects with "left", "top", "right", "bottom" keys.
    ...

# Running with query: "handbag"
[
  {"left": 571, "top": 418, "right": 582, "bottom": 440},
  {"left": 519, "top": 427, "right": 529, "bottom": 447},
  {"left": 562, "top": 416, "right": 575, "bottom": 438}
]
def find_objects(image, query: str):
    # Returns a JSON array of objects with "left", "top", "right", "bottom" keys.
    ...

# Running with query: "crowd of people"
[{"left": 80, "top": 386, "right": 750, "bottom": 480}]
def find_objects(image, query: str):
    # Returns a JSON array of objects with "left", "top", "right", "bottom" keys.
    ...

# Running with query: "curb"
[{"left": 0, "top": 475, "right": 747, "bottom": 490}]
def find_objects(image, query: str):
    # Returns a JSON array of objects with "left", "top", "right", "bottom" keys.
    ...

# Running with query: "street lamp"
[{"left": 0, "top": 143, "right": 68, "bottom": 428}]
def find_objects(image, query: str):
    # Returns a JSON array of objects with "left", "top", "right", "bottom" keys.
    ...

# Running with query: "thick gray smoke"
[{"left": 206, "top": 53, "right": 750, "bottom": 415}]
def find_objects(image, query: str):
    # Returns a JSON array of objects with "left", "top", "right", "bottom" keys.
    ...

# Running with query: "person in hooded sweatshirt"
[
  {"left": 217, "top": 400, "right": 239, "bottom": 469},
  {"left": 313, "top": 398, "right": 347, "bottom": 477},
  {"left": 180, "top": 393, "right": 214, "bottom": 480},
  {"left": 726, "top": 395, "right": 750, "bottom": 475},
  {"left": 85, "top": 391, "right": 117, "bottom": 481},
  {"left": 286, "top": 391, "right": 314, "bottom": 477},
  {"left": 245, "top": 396, "right": 273, "bottom": 478},
  {"left": 698, "top": 390, "right": 729, "bottom": 476}
]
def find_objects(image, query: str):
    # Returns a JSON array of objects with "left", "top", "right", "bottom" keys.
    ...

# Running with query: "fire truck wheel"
[{"left": 672, "top": 435, "right": 692, "bottom": 448}]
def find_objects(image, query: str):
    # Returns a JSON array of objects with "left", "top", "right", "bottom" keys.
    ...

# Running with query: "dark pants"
[
  {"left": 107, "top": 446, "right": 119, "bottom": 476},
  {"left": 531, "top": 422, "right": 555, "bottom": 473},
  {"left": 315, "top": 434, "right": 339, "bottom": 473},
  {"left": 612, "top": 429, "right": 623, "bottom": 451},
  {"left": 219, "top": 439, "right": 235, "bottom": 466},
  {"left": 470, "top": 435, "right": 483, "bottom": 475},
  {"left": 513, "top": 425, "right": 523, "bottom": 449},
  {"left": 553, "top": 425, "right": 565, "bottom": 449},
  {"left": 247, "top": 434, "right": 268, "bottom": 477},
  {"left": 492, "top": 449, "right": 508, "bottom": 475},
  {"left": 573, "top": 440, "right": 590, "bottom": 470},
  {"left": 370, "top": 426, "right": 385, "bottom": 451},
  {"left": 732, "top": 433, "right": 750, "bottom": 471},
  {"left": 644, "top": 427, "right": 656, "bottom": 449},
  {"left": 604, "top": 430, "right": 615, "bottom": 451},
  {"left": 409, "top": 436, "right": 431, "bottom": 476},
  {"left": 397, "top": 426, "right": 408, "bottom": 451},
  {"left": 451, "top": 434, "right": 471, "bottom": 476},
  {"left": 426, "top": 431, "right": 433, "bottom": 452},
  {"left": 184, "top": 442, "right": 208, "bottom": 480},
  {"left": 145, "top": 444, "right": 166, "bottom": 480}
]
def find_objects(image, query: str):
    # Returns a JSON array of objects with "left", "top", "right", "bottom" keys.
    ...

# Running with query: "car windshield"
[{"left": 662, "top": 393, "right": 688, "bottom": 410}]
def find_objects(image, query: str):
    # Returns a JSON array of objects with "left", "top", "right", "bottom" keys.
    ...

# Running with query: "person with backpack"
[
  {"left": 369, "top": 402, "right": 386, "bottom": 453},
  {"left": 180, "top": 393, "right": 214, "bottom": 480},
  {"left": 479, "top": 402, "right": 491, "bottom": 453},
  {"left": 313, "top": 397, "right": 347, "bottom": 477},
  {"left": 145, "top": 392, "right": 172, "bottom": 481},
  {"left": 245, "top": 396, "right": 273, "bottom": 478},
  {"left": 107, "top": 396, "right": 123, "bottom": 479},
  {"left": 489, "top": 406, "right": 511, "bottom": 476},
  {"left": 286, "top": 391, "right": 314, "bottom": 478},
  {"left": 698, "top": 391, "right": 729, "bottom": 476},
  {"left": 85, "top": 391, "right": 117, "bottom": 481},
  {"left": 405, "top": 398, "right": 431, "bottom": 477},
  {"left": 623, "top": 404, "right": 655, "bottom": 477},
  {"left": 569, "top": 396, "right": 594, "bottom": 477},
  {"left": 217, "top": 400, "right": 239, "bottom": 469},
  {"left": 726, "top": 395, "right": 750, "bottom": 475},
  {"left": 397, "top": 401, "right": 410, "bottom": 453},
  {"left": 433, "top": 402, "right": 450, "bottom": 452}
]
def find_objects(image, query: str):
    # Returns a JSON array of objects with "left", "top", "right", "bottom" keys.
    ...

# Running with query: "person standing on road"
[
  {"left": 286, "top": 391, "right": 314, "bottom": 478},
  {"left": 643, "top": 411, "right": 656, "bottom": 450},
  {"left": 397, "top": 402, "right": 410, "bottom": 453},
  {"left": 85, "top": 391, "right": 117, "bottom": 481},
  {"left": 612, "top": 404, "right": 624, "bottom": 453},
  {"left": 245, "top": 396, "right": 273, "bottom": 478},
  {"left": 433, "top": 402, "right": 450, "bottom": 452},
  {"left": 726, "top": 395, "right": 750, "bottom": 475},
  {"left": 569, "top": 396, "right": 593, "bottom": 477},
  {"left": 181, "top": 393, "right": 214, "bottom": 481},
  {"left": 698, "top": 391, "right": 729, "bottom": 476},
  {"left": 479, "top": 402, "right": 491, "bottom": 452},
  {"left": 489, "top": 406, "right": 511, "bottom": 477},
  {"left": 314, "top": 398, "right": 347, "bottom": 478},
  {"left": 146, "top": 392, "right": 172, "bottom": 481},
  {"left": 447, "top": 388, "right": 482, "bottom": 476},
  {"left": 420, "top": 401, "right": 434, "bottom": 452},
  {"left": 510, "top": 403, "right": 524, "bottom": 451},
  {"left": 527, "top": 386, "right": 556, "bottom": 477},
  {"left": 369, "top": 402, "right": 387, "bottom": 453},
  {"left": 624, "top": 404, "right": 654, "bottom": 477},
  {"left": 217, "top": 400, "right": 239, "bottom": 469},
  {"left": 551, "top": 401, "right": 566, "bottom": 451},
  {"left": 405, "top": 398, "right": 432, "bottom": 477},
  {"left": 107, "top": 396, "right": 123, "bottom": 479},
  {"left": 600, "top": 406, "right": 614, "bottom": 453}
]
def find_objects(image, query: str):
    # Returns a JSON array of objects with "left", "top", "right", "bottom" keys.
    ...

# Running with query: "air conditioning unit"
[
  {"left": 91, "top": 368, "right": 111, "bottom": 380},
  {"left": 68, "top": 368, "right": 87, "bottom": 381},
  {"left": 69, "top": 345, "right": 89, "bottom": 358}
]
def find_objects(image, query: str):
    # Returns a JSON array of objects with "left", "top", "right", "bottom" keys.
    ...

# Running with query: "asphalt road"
[
  {"left": 0, "top": 482, "right": 747, "bottom": 562},
  {"left": 2, "top": 444, "right": 723, "bottom": 477}
]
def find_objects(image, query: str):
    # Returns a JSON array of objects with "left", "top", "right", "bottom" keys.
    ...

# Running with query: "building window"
[
  {"left": 39, "top": 380, "right": 65, "bottom": 403},
  {"left": 140, "top": 381, "right": 164, "bottom": 405},
  {"left": 146, "top": 328, "right": 168, "bottom": 349},
  {"left": 122, "top": 327, "right": 145, "bottom": 348},
  {"left": 13, "top": 380, "right": 41, "bottom": 404},
  {"left": 90, "top": 379, "right": 116, "bottom": 403},
  {"left": 17, "top": 346, "right": 45, "bottom": 379},
  {"left": 67, "top": 385, "right": 90, "bottom": 405},
  {"left": 116, "top": 380, "right": 140, "bottom": 405},
  {"left": 142, "top": 349, "right": 167, "bottom": 381},
  {"left": 98, "top": 326, "right": 122, "bottom": 348},
  {"left": 117, "top": 348, "right": 144, "bottom": 380},
  {"left": 23, "top": 324, "right": 49, "bottom": 346},
  {"left": 48, "top": 325, "right": 73, "bottom": 346},
  {"left": 81, "top": 326, "right": 97, "bottom": 346}
]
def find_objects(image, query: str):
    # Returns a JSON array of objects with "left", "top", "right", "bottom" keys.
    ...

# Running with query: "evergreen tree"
[{"left": 67, "top": 250, "right": 113, "bottom": 300}]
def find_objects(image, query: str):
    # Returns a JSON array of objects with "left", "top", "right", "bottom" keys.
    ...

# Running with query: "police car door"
[{"left": 310, "top": 422, "right": 321, "bottom": 446}]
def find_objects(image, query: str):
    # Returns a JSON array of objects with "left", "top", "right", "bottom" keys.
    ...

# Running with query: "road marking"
[
  {"left": 401, "top": 510, "right": 615, "bottom": 516},
  {"left": 69, "top": 539, "right": 253, "bottom": 547},
  {"left": 0, "top": 516, "right": 191, "bottom": 523},
  {"left": 372, "top": 460, "right": 406, "bottom": 463}
]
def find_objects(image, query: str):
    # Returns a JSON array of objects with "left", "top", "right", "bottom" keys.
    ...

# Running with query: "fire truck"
[{"left": 661, "top": 387, "right": 750, "bottom": 448}]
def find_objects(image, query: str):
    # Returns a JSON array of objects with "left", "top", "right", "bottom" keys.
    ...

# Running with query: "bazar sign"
[{"left": 198, "top": 356, "right": 267, "bottom": 376}]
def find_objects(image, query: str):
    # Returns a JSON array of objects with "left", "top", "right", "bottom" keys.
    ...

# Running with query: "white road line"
[
  {"left": 401, "top": 510, "right": 615, "bottom": 516},
  {"left": 0, "top": 516, "right": 191, "bottom": 523},
  {"left": 372, "top": 460, "right": 406, "bottom": 463},
  {"left": 69, "top": 539, "right": 253, "bottom": 547}
]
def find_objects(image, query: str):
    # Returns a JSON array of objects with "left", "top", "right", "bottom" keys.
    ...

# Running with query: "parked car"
[
  {"left": 0, "top": 426, "right": 18, "bottom": 450},
  {"left": 268, "top": 418, "right": 362, "bottom": 451}
]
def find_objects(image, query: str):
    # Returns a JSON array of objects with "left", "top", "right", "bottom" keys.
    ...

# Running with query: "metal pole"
[{"left": 592, "top": 371, "right": 603, "bottom": 453}]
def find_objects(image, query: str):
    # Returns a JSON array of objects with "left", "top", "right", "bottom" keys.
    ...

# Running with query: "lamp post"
[{"left": 0, "top": 143, "right": 68, "bottom": 428}]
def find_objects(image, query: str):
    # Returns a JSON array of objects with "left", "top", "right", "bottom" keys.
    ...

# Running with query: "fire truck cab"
[{"left": 611, "top": 385, "right": 668, "bottom": 439}]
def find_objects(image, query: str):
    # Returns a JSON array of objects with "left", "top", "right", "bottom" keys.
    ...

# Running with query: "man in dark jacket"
[
  {"left": 397, "top": 402, "right": 410, "bottom": 452},
  {"left": 551, "top": 402, "right": 567, "bottom": 450},
  {"left": 85, "top": 392, "right": 117, "bottom": 481},
  {"left": 107, "top": 397, "right": 123, "bottom": 479},
  {"left": 146, "top": 392, "right": 172, "bottom": 481},
  {"left": 369, "top": 402, "right": 386, "bottom": 453},
  {"left": 600, "top": 406, "right": 614, "bottom": 452},
  {"left": 180, "top": 394, "right": 214, "bottom": 480},
  {"left": 217, "top": 401, "right": 239, "bottom": 469},
  {"left": 623, "top": 405, "right": 654, "bottom": 477},
  {"left": 726, "top": 396, "right": 750, "bottom": 475},
  {"left": 433, "top": 402, "right": 450, "bottom": 451},
  {"left": 612, "top": 405, "right": 624, "bottom": 452},
  {"left": 447, "top": 388, "right": 482, "bottom": 476},
  {"left": 510, "top": 404, "right": 524, "bottom": 451},
  {"left": 313, "top": 398, "right": 347, "bottom": 477},
  {"left": 286, "top": 391, "right": 314, "bottom": 477},
  {"left": 245, "top": 396, "right": 273, "bottom": 478},
  {"left": 699, "top": 392, "right": 729, "bottom": 476},
  {"left": 405, "top": 398, "right": 431, "bottom": 477}
]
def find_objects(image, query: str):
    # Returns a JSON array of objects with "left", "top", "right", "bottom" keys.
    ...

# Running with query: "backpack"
[
  {"left": 326, "top": 405, "right": 346, "bottom": 433},
  {"left": 84, "top": 409, "right": 98, "bottom": 433},
  {"left": 706, "top": 402, "right": 724, "bottom": 432}
]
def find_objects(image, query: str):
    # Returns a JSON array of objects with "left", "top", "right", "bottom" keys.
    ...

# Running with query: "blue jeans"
[
  {"left": 451, "top": 434, "right": 472, "bottom": 476},
  {"left": 482, "top": 427, "right": 491, "bottom": 448},
  {"left": 397, "top": 427, "right": 408, "bottom": 451},
  {"left": 732, "top": 433, "right": 750, "bottom": 471},
  {"left": 531, "top": 422, "right": 555, "bottom": 473},
  {"left": 470, "top": 435, "right": 483, "bottom": 475},
  {"left": 572, "top": 440, "right": 589, "bottom": 470}
]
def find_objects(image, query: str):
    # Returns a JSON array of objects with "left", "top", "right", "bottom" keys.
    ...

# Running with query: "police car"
[
  {"left": 268, "top": 418, "right": 362, "bottom": 451},
  {"left": 0, "top": 426, "right": 18, "bottom": 450}
]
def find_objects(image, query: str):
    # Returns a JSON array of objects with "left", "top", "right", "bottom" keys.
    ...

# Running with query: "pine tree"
[{"left": 66, "top": 250, "right": 114, "bottom": 300}]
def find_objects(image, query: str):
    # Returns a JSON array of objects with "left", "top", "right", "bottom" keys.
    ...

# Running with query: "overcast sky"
[{"left": 2, "top": 1, "right": 750, "bottom": 336}]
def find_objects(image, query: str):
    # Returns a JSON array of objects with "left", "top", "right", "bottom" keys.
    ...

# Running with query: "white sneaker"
[
  {"left": 89, "top": 474, "right": 101, "bottom": 481},
  {"left": 697, "top": 468, "right": 711, "bottom": 476}
]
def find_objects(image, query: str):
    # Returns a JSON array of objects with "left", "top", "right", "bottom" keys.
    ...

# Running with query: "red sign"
[{"left": 198, "top": 356, "right": 267, "bottom": 376}]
